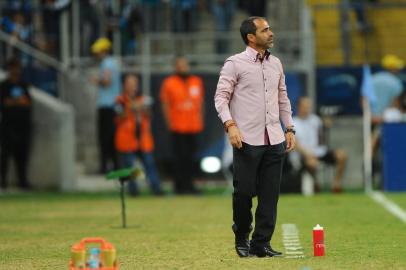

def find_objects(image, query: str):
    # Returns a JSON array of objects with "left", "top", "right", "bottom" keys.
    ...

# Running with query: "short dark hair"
[
  {"left": 122, "top": 73, "right": 139, "bottom": 83},
  {"left": 240, "top": 16, "right": 265, "bottom": 45}
]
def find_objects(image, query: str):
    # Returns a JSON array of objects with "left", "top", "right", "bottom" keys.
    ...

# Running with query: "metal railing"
[
  {"left": 68, "top": 26, "right": 315, "bottom": 99},
  {"left": 0, "top": 30, "right": 68, "bottom": 73},
  {"left": 127, "top": 28, "right": 315, "bottom": 99}
]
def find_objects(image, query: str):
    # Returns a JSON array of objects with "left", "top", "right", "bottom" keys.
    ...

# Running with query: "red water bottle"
[{"left": 313, "top": 224, "right": 325, "bottom": 256}]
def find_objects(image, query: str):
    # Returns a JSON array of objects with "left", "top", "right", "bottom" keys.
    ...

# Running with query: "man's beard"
[
  {"left": 177, "top": 72, "right": 189, "bottom": 79},
  {"left": 257, "top": 41, "right": 273, "bottom": 50},
  {"left": 265, "top": 41, "right": 274, "bottom": 49}
]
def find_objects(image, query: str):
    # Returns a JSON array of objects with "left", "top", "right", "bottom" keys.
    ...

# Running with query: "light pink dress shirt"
[{"left": 214, "top": 46, "right": 293, "bottom": 146}]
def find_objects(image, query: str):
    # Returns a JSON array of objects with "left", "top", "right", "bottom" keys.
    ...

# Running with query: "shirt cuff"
[
  {"left": 281, "top": 115, "right": 294, "bottom": 128},
  {"left": 219, "top": 110, "right": 233, "bottom": 124}
]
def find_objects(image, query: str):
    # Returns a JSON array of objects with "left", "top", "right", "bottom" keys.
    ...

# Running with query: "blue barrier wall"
[{"left": 382, "top": 123, "right": 406, "bottom": 191}]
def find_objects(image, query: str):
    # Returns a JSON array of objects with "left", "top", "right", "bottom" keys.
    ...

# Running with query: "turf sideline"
[
  {"left": 368, "top": 191, "right": 406, "bottom": 224},
  {"left": 281, "top": 223, "right": 305, "bottom": 259}
]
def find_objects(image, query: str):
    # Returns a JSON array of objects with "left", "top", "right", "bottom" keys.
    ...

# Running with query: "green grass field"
[{"left": 1, "top": 191, "right": 406, "bottom": 270}]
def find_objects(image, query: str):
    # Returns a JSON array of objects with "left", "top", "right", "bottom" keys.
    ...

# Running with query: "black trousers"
[
  {"left": 232, "top": 142, "right": 285, "bottom": 247},
  {"left": 0, "top": 132, "right": 31, "bottom": 189},
  {"left": 172, "top": 132, "right": 198, "bottom": 193},
  {"left": 97, "top": 108, "right": 118, "bottom": 173}
]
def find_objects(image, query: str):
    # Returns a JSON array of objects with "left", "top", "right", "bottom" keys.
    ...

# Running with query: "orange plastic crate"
[{"left": 69, "top": 237, "right": 119, "bottom": 270}]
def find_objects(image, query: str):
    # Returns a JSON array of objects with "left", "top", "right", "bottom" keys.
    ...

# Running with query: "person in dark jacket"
[{"left": 0, "top": 57, "right": 33, "bottom": 191}]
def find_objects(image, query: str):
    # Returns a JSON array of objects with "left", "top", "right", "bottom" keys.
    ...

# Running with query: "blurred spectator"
[
  {"left": 90, "top": 37, "right": 120, "bottom": 174},
  {"left": 1, "top": 11, "right": 31, "bottom": 42},
  {"left": 142, "top": 0, "right": 167, "bottom": 32},
  {"left": 115, "top": 74, "right": 163, "bottom": 196},
  {"left": 120, "top": 2, "right": 143, "bottom": 55},
  {"left": 80, "top": 0, "right": 103, "bottom": 56},
  {"left": 171, "top": 0, "right": 199, "bottom": 53},
  {"left": 367, "top": 55, "right": 404, "bottom": 182},
  {"left": 239, "top": 0, "right": 267, "bottom": 17},
  {"left": 371, "top": 54, "right": 404, "bottom": 125},
  {"left": 0, "top": 57, "right": 32, "bottom": 191},
  {"left": 210, "top": 0, "right": 236, "bottom": 54},
  {"left": 41, "top": 0, "right": 71, "bottom": 57},
  {"left": 1, "top": 11, "right": 32, "bottom": 65},
  {"left": 382, "top": 88, "right": 406, "bottom": 122},
  {"left": 171, "top": 0, "right": 198, "bottom": 33},
  {"left": 398, "top": 90, "right": 406, "bottom": 113},
  {"left": 160, "top": 56, "right": 204, "bottom": 194},
  {"left": 292, "top": 97, "right": 347, "bottom": 193},
  {"left": 2, "top": 0, "right": 33, "bottom": 13},
  {"left": 350, "top": 0, "right": 377, "bottom": 32}
]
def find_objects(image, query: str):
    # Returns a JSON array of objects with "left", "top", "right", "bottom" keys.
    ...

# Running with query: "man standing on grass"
[
  {"left": 160, "top": 56, "right": 205, "bottom": 195},
  {"left": 214, "top": 17, "right": 296, "bottom": 257},
  {"left": 0, "top": 57, "right": 32, "bottom": 191},
  {"left": 90, "top": 37, "right": 121, "bottom": 174}
]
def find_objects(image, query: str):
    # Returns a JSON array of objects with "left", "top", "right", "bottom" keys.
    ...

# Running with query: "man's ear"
[{"left": 247, "top": 33, "right": 256, "bottom": 44}]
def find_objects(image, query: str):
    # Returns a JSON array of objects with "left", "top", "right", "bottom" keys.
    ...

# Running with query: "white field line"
[
  {"left": 285, "top": 251, "right": 305, "bottom": 255},
  {"left": 285, "top": 246, "right": 303, "bottom": 251},
  {"left": 283, "top": 242, "right": 302, "bottom": 247},
  {"left": 285, "top": 255, "right": 305, "bottom": 259},
  {"left": 283, "top": 235, "right": 300, "bottom": 239},
  {"left": 369, "top": 191, "right": 406, "bottom": 224},
  {"left": 283, "top": 238, "right": 300, "bottom": 242},
  {"left": 281, "top": 224, "right": 305, "bottom": 259}
]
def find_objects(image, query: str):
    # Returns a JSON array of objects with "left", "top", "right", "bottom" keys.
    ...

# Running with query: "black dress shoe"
[
  {"left": 249, "top": 245, "right": 283, "bottom": 257},
  {"left": 265, "top": 246, "right": 283, "bottom": 257},
  {"left": 232, "top": 224, "right": 252, "bottom": 257}
]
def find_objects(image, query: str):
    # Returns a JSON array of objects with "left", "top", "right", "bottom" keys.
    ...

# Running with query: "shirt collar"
[{"left": 245, "top": 46, "right": 270, "bottom": 62}]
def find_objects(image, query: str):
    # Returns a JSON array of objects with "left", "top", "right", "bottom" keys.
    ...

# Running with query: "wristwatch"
[
  {"left": 224, "top": 120, "right": 236, "bottom": 133},
  {"left": 285, "top": 127, "right": 296, "bottom": 134}
]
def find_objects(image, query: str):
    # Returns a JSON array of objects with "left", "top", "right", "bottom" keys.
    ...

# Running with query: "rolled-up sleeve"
[
  {"left": 214, "top": 59, "right": 237, "bottom": 123},
  {"left": 277, "top": 60, "right": 293, "bottom": 127}
]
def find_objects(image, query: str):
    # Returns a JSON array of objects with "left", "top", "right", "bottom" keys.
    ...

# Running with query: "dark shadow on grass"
[{"left": 110, "top": 224, "right": 142, "bottom": 229}]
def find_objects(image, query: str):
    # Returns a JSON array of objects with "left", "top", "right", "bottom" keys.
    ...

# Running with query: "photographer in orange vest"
[{"left": 115, "top": 74, "right": 163, "bottom": 196}]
